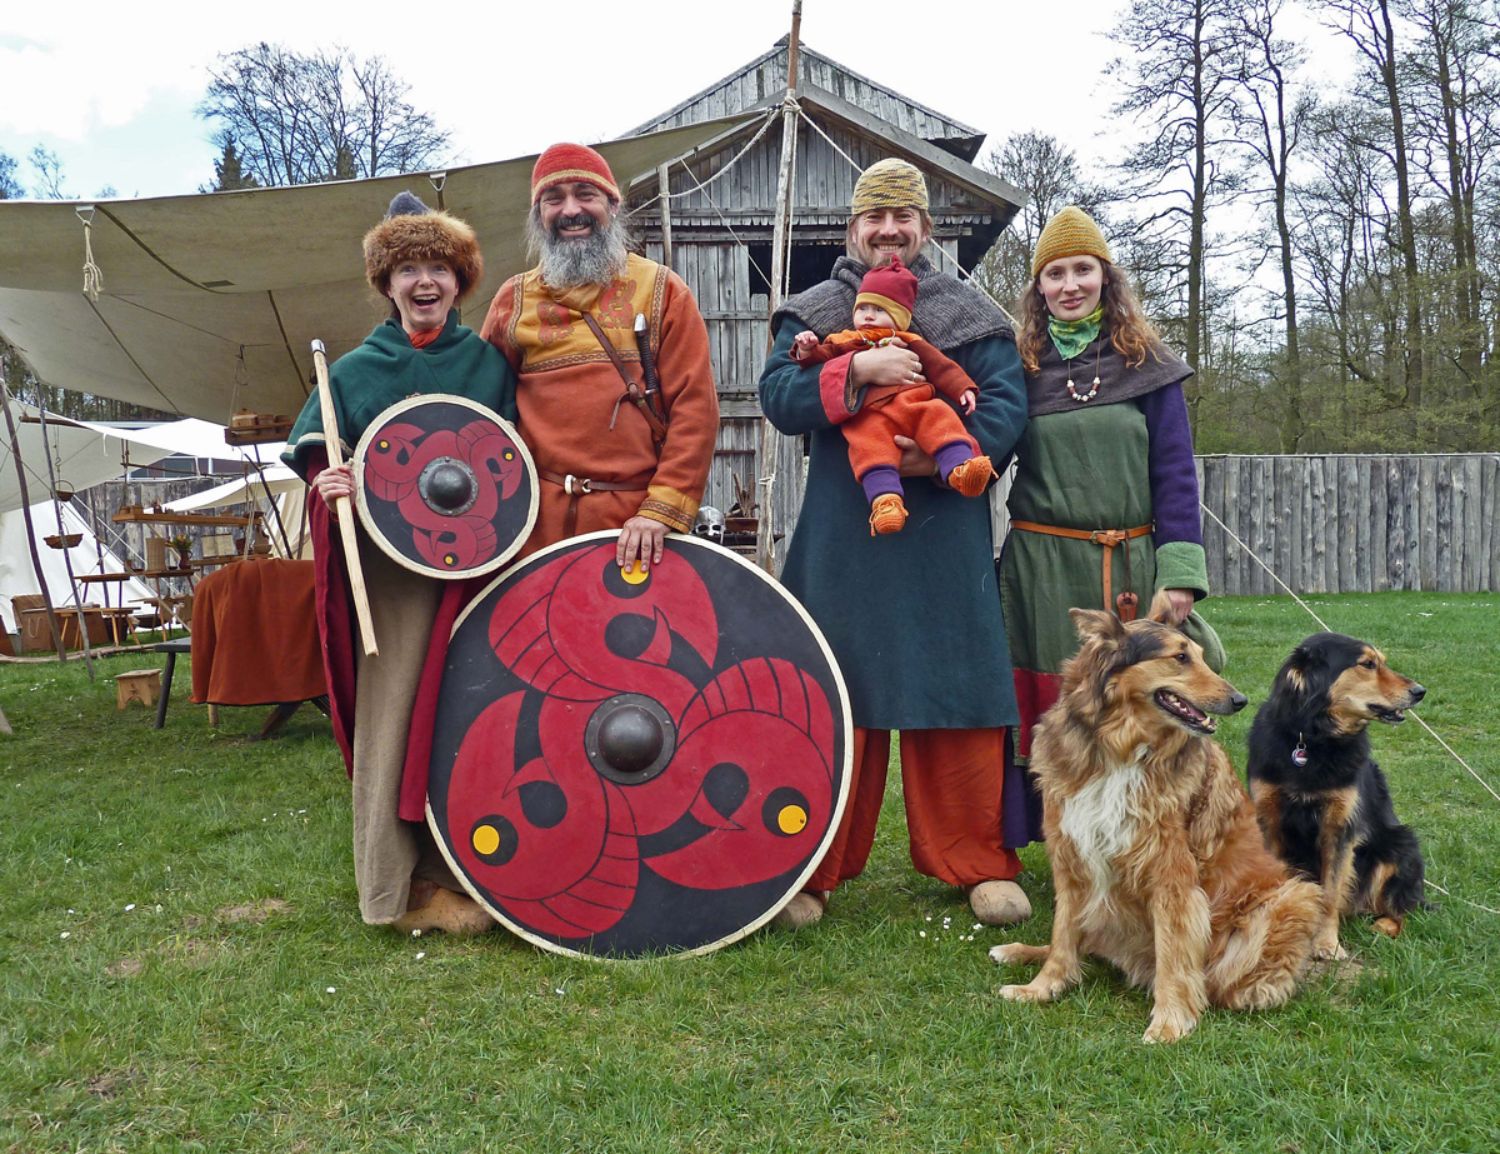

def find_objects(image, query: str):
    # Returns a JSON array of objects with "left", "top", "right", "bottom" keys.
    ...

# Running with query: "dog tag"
[{"left": 1291, "top": 741, "right": 1308, "bottom": 768}]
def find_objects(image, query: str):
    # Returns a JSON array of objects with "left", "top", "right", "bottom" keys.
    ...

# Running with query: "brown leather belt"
[
  {"left": 539, "top": 469, "right": 653, "bottom": 538},
  {"left": 1010, "top": 519, "right": 1153, "bottom": 621}
]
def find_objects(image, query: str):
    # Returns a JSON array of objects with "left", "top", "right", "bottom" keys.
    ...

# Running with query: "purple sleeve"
[{"left": 1140, "top": 382, "right": 1203, "bottom": 547}]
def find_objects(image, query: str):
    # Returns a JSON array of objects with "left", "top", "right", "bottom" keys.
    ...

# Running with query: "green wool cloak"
[{"left": 282, "top": 311, "right": 517, "bottom": 478}]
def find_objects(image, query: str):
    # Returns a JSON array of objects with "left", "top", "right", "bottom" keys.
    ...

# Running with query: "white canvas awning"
[
  {"left": 0, "top": 400, "right": 175, "bottom": 515},
  {"left": 0, "top": 116, "right": 753, "bottom": 423},
  {"left": 164, "top": 464, "right": 301, "bottom": 512}
]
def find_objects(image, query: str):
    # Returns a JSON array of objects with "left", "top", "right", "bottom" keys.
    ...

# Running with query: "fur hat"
[
  {"left": 851, "top": 158, "right": 929, "bottom": 216},
  {"left": 362, "top": 191, "right": 484, "bottom": 301},
  {"left": 531, "top": 142, "right": 620, "bottom": 205},
  {"left": 1031, "top": 206, "right": 1111, "bottom": 278},
  {"left": 856, "top": 257, "right": 918, "bottom": 330}
]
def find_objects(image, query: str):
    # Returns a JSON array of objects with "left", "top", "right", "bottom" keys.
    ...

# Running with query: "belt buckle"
[{"left": 564, "top": 474, "right": 592, "bottom": 495}]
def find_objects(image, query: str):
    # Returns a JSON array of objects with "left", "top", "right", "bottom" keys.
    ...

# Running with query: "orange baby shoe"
[
  {"left": 946, "top": 455, "right": 996, "bottom": 497},
  {"left": 868, "top": 493, "right": 909, "bottom": 535}
]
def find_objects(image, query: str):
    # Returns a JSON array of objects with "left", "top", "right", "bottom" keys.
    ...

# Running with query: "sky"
[
  {"left": 1, "top": 0, "right": 1354, "bottom": 204},
  {"left": 0, "top": 0, "right": 1144, "bottom": 201}
]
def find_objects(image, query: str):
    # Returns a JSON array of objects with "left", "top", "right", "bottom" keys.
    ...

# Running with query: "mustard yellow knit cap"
[
  {"left": 1031, "top": 206, "right": 1111, "bottom": 277},
  {"left": 851, "top": 158, "right": 929, "bottom": 216}
]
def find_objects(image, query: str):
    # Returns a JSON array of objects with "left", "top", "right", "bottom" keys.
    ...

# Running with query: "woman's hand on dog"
[{"left": 1159, "top": 589, "right": 1194, "bottom": 626}]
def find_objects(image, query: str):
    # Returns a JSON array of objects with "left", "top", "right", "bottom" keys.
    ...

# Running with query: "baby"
[{"left": 791, "top": 258, "right": 995, "bottom": 534}]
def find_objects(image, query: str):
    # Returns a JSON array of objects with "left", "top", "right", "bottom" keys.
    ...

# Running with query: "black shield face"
[
  {"left": 427, "top": 533, "right": 852, "bottom": 959},
  {"left": 355, "top": 396, "right": 537, "bottom": 580}
]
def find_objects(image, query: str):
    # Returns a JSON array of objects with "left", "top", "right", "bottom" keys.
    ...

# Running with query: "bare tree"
[
  {"left": 1108, "top": 0, "right": 1243, "bottom": 415},
  {"left": 1228, "top": 0, "right": 1316, "bottom": 448},
  {"left": 29, "top": 146, "right": 68, "bottom": 199},
  {"left": 0, "top": 151, "right": 21, "bottom": 199},
  {"left": 974, "top": 132, "right": 1106, "bottom": 308},
  {"left": 1323, "top": 0, "right": 1427, "bottom": 407},
  {"left": 1400, "top": 0, "right": 1496, "bottom": 387},
  {"left": 197, "top": 42, "right": 450, "bottom": 187}
]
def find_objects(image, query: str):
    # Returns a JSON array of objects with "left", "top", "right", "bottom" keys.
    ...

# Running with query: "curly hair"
[{"left": 1016, "top": 259, "right": 1163, "bottom": 375}]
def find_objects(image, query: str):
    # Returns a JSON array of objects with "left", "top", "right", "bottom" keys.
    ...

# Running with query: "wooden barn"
[{"left": 621, "top": 38, "right": 1024, "bottom": 556}]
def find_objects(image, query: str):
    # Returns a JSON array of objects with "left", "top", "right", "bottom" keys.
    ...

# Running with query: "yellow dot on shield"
[
  {"left": 444, "top": 553, "right": 458, "bottom": 567},
  {"left": 472, "top": 824, "right": 501, "bottom": 856},
  {"left": 777, "top": 805, "right": 809, "bottom": 835},
  {"left": 378, "top": 440, "right": 389, "bottom": 451},
  {"left": 620, "top": 560, "right": 649, "bottom": 585}
]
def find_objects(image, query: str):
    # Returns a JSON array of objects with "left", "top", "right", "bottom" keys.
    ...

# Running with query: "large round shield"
[
  {"left": 354, "top": 396, "right": 538, "bottom": 580},
  {"left": 427, "top": 532, "right": 852, "bottom": 959}
]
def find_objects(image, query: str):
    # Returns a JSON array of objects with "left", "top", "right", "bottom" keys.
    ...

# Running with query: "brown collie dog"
[{"left": 991, "top": 602, "right": 1323, "bottom": 1043}]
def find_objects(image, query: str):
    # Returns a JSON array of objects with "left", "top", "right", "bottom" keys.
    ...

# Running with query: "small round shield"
[
  {"left": 427, "top": 532, "right": 853, "bottom": 959},
  {"left": 354, "top": 395, "right": 538, "bottom": 580}
]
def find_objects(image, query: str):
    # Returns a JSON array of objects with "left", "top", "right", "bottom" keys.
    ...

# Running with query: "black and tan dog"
[
  {"left": 992, "top": 602, "right": 1322, "bottom": 1044},
  {"left": 1247, "top": 633, "right": 1427, "bottom": 958}
]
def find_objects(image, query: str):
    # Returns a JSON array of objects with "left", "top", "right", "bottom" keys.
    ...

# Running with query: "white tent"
[
  {"left": 0, "top": 116, "right": 752, "bottom": 423},
  {"left": 0, "top": 499, "right": 152, "bottom": 633},
  {"left": 162, "top": 459, "right": 299, "bottom": 512},
  {"left": 0, "top": 400, "right": 175, "bottom": 516},
  {"left": 163, "top": 458, "right": 313, "bottom": 561}
]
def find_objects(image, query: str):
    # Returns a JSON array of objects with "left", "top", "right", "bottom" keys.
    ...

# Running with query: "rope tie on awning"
[{"left": 76, "top": 206, "right": 103, "bottom": 301}]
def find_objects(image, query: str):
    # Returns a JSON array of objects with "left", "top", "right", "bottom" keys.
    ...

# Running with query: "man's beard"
[{"left": 528, "top": 208, "right": 630, "bottom": 288}]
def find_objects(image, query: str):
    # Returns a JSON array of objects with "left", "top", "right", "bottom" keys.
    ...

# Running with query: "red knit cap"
[
  {"left": 856, "top": 256, "right": 918, "bottom": 330},
  {"left": 531, "top": 142, "right": 620, "bottom": 205}
]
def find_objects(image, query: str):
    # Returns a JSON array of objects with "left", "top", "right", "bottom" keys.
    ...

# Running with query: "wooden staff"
[{"left": 311, "top": 340, "right": 379, "bottom": 657}]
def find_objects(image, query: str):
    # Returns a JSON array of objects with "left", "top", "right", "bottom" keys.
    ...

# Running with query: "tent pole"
[
  {"left": 36, "top": 406, "right": 95, "bottom": 675},
  {"left": 0, "top": 385, "right": 68, "bottom": 661},
  {"left": 247, "top": 446, "right": 293, "bottom": 556},
  {"left": 757, "top": 0, "right": 802, "bottom": 576}
]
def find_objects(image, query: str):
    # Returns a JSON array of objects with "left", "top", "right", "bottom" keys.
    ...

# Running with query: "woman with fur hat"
[
  {"left": 999, "top": 206, "right": 1221, "bottom": 846},
  {"left": 283, "top": 192, "right": 516, "bottom": 935}
]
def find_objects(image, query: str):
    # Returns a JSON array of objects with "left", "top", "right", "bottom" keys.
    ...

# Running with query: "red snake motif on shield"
[
  {"left": 427, "top": 534, "right": 851, "bottom": 957},
  {"left": 354, "top": 396, "right": 537, "bottom": 580}
]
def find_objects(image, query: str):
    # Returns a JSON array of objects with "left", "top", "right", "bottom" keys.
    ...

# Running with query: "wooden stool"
[{"left": 116, "top": 668, "right": 162, "bottom": 711}]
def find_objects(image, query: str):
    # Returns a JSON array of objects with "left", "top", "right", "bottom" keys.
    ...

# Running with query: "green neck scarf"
[{"left": 1047, "top": 306, "right": 1104, "bottom": 360}]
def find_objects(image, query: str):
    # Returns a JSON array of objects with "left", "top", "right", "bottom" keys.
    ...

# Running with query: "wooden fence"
[{"left": 1197, "top": 454, "right": 1500, "bottom": 595}]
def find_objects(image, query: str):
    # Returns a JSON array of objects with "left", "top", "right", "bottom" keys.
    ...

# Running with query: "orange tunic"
[{"left": 480, "top": 252, "right": 719, "bottom": 549}]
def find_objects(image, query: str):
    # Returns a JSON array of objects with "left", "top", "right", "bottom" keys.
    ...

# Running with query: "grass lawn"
[{"left": 1, "top": 591, "right": 1497, "bottom": 1153}]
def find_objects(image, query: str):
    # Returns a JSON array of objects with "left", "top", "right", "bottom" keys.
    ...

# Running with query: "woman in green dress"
[{"left": 999, "top": 206, "right": 1222, "bottom": 847}]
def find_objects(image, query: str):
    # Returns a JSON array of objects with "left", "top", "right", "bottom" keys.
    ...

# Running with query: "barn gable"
[
  {"left": 630, "top": 38, "right": 987, "bottom": 161},
  {"left": 621, "top": 39, "right": 1023, "bottom": 554}
]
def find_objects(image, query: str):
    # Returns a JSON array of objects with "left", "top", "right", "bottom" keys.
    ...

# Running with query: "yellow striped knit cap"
[
  {"left": 851, "top": 158, "right": 929, "bottom": 215},
  {"left": 1031, "top": 206, "right": 1111, "bottom": 277}
]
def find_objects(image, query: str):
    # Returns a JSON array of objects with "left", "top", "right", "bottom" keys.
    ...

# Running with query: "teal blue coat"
[{"left": 760, "top": 318, "right": 1027, "bottom": 730}]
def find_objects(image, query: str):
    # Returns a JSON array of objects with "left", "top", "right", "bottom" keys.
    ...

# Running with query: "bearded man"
[
  {"left": 395, "top": 145, "right": 720, "bottom": 868},
  {"left": 758, "top": 158, "right": 1032, "bottom": 931},
  {"left": 480, "top": 142, "right": 720, "bottom": 568}
]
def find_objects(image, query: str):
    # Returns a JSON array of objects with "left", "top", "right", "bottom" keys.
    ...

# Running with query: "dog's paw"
[
  {"left": 989, "top": 942, "right": 1044, "bottom": 966},
  {"left": 1142, "top": 1007, "right": 1198, "bottom": 1045},
  {"left": 1371, "top": 916, "right": 1402, "bottom": 938},
  {"left": 1312, "top": 934, "right": 1348, "bottom": 961},
  {"left": 999, "top": 979, "right": 1062, "bottom": 1004}
]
